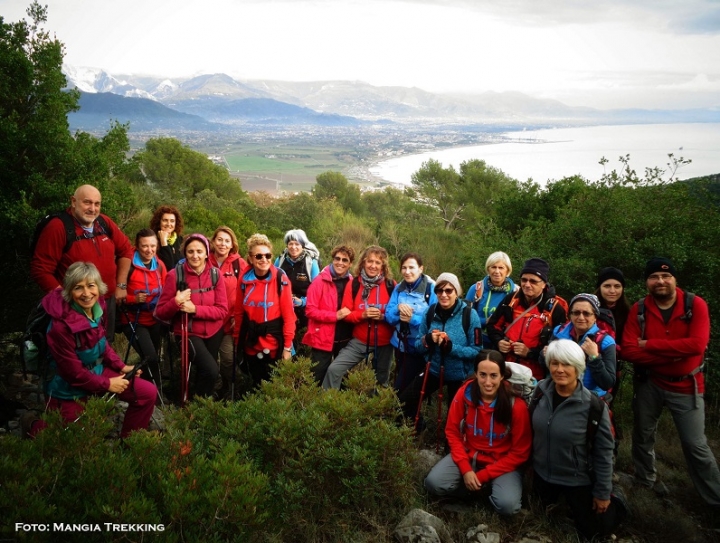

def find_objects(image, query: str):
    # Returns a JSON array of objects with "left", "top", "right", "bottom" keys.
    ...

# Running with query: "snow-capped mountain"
[{"left": 63, "top": 65, "right": 156, "bottom": 100}]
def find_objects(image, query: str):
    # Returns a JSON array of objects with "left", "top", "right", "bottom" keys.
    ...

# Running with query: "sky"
[{"left": 2, "top": 0, "right": 720, "bottom": 109}]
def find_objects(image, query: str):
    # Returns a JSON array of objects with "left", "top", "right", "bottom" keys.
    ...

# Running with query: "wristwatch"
[
  {"left": 283, "top": 347, "right": 292, "bottom": 352},
  {"left": 117, "top": 283, "right": 127, "bottom": 289}
]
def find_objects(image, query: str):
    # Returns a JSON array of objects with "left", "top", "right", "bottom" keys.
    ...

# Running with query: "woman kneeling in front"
[{"left": 424, "top": 350, "right": 531, "bottom": 515}]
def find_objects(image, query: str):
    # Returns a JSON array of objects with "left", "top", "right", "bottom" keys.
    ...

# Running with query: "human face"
[
  {"left": 160, "top": 213, "right": 176, "bottom": 234},
  {"left": 250, "top": 245, "right": 273, "bottom": 275},
  {"left": 647, "top": 272, "right": 677, "bottom": 303},
  {"left": 70, "top": 186, "right": 101, "bottom": 227},
  {"left": 137, "top": 235, "right": 158, "bottom": 264},
  {"left": 549, "top": 359, "right": 578, "bottom": 389},
  {"left": 569, "top": 301, "right": 597, "bottom": 336},
  {"left": 599, "top": 280, "right": 623, "bottom": 306},
  {"left": 475, "top": 359, "right": 504, "bottom": 402},
  {"left": 363, "top": 252, "right": 383, "bottom": 278},
  {"left": 520, "top": 274, "right": 545, "bottom": 300},
  {"left": 213, "top": 231, "right": 233, "bottom": 259},
  {"left": 71, "top": 277, "right": 100, "bottom": 316},
  {"left": 436, "top": 283, "right": 457, "bottom": 310},
  {"left": 401, "top": 258, "right": 423, "bottom": 284},
  {"left": 287, "top": 240, "right": 303, "bottom": 259},
  {"left": 185, "top": 240, "right": 207, "bottom": 272},
  {"left": 332, "top": 251, "right": 351, "bottom": 276},
  {"left": 487, "top": 261, "right": 509, "bottom": 287}
]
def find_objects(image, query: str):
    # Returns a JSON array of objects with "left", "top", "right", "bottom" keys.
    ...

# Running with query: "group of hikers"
[{"left": 21, "top": 184, "right": 720, "bottom": 540}]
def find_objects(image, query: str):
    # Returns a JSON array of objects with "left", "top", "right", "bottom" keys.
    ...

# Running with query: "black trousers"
[
  {"left": 123, "top": 322, "right": 162, "bottom": 388},
  {"left": 176, "top": 329, "right": 223, "bottom": 398}
]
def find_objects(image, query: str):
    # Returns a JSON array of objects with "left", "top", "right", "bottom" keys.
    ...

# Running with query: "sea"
[{"left": 369, "top": 123, "right": 720, "bottom": 187}]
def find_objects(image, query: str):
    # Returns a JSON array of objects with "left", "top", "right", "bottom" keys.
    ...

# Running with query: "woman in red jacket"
[
  {"left": 322, "top": 245, "right": 396, "bottom": 389},
  {"left": 302, "top": 244, "right": 356, "bottom": 384},
  {"left": 209, "top": 226, "right": 247, "bottom": 398},
  {"left": 234, "top": 234, "right": 296, "bottom": 388},
  {"left": 119, "top": 228, "right": 167, "bottom": 391},
  {"left": 155, "top": 233, "right": 228, "bottom": 399},
  {"left": 424, "top": 350, "right": 532, "bottom": 515}
]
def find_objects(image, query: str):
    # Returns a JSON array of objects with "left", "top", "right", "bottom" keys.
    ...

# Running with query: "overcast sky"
[{"left": 3, "top": 0, "right": 720, "bottom": 109}]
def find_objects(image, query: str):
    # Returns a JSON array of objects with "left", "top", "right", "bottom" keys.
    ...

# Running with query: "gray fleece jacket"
[{"left": 531, "top": 377, "right": 614, "bottom": 500}]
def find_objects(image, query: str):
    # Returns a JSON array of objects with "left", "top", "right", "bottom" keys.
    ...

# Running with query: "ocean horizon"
[{"left": 369, "top": 123, "right": 720, "bottom": 187}]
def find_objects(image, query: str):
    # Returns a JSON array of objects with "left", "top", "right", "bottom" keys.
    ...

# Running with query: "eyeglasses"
[
  {"left": 435, "top": 287, "right": 455, "bottom": 295},
  {"left": 253, "top": 253, "right": 272, "bottom": 261},
  {"left": 521, "top": 277, "right": 543, "bottom": 285},
  {"left": 648, "top": 273, "right": 673, "bottom": 282},
  {"left": 570, "top": 310, "right": 595, "bottom": 318},
  {"left": 333, "top": 256, "right": 350, "bottom": 263}
]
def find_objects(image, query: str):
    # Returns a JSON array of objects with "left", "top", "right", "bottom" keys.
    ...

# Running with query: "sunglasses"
[
  {"left": 435, "top": 287, "right": 455, "bottom": 295},
  {"left": 333, "top": 256, "right": 350, "bottom": 263},
  {"left": 253, "top": 253, "right": 272, "bottom": 261},
  {"left": 570, "top": 310, "right": 595, "bottom": 318},
  {"left": 521, "top": 277, "right": 543, "bottom": 285}
]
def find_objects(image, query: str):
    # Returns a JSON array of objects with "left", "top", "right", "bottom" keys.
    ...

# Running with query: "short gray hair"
[
  {"left": 545, "top": 339, "right": 585, "bottom": 378},
  {"left": 62, "top": 262, "right": 107, "bottom": 303},
  {"left": 485, "top": 251, "right": 512, "bottom": 276}
]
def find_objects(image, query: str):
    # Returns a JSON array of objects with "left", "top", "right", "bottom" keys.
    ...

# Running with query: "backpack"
[
  {"left": 596, "top": 308, "right": 617, "bottom": 339},
  {"left": 30, "top": 212, "right": 112, "bottom": 256},
  {"left": 506, "top": 290, "right": 569, "bottom": 331},
  {"left": 505, "top": 361, "right": 537, "bottom": 404},
  {"left": 175, "top": 262, "right": 220, "bottom": 293},
  {"left": 637, "top": 291, "right": 695, "bottom": 339}
]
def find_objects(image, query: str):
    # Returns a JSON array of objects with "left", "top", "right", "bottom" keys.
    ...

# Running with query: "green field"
[{"left": 220, "top": 143, "right": 363, "bottom": 192}]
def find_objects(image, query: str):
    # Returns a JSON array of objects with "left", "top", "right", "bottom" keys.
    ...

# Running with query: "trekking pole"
[
  {"left": 436, "top": 355, "right": 445, "bottom": 455},
  {"left": 181, "top": 312, "right": 190, "bottom": 406},
  {"left": 122, "top": 306, "right": 141, "bottom": 366},
  {"left": 364, "top": 318, "right": 372, "bottom": 364},
  {"left": 414, "top": 361, "right": 432, "bottom": 434},
  {"left": 230, "top": 341, "right": 237, "bottom": 401}
]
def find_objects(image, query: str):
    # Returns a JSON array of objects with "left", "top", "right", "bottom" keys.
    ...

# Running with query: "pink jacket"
[
  {"left": 302, "top": 266, "right": 352, "bottom": 351},
  {"left": 154, "top": 261, "right": 228, "bottom": 339},
  {"left": 209, "top": 252, "right": 247, "bottom": 334}
]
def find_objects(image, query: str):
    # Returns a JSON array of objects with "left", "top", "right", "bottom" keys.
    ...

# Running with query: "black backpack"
[
  {"left": 30, "top": 211, "right": 112, "bottom": 256},
  {"left": 351, "top": 276, "right": 395, "bottom": 300},
  {"left": 175, "top": 262, "right": 220, "bottom": 292}
]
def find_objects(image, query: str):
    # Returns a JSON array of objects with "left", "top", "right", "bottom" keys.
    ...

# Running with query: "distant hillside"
[{"left": 68, "top": 92, "right": 223, "bottom": 132}]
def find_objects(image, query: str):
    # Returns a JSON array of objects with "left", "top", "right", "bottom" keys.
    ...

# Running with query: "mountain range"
[{"left": 63, "top": 65, "right": 720, "bottom": 134}]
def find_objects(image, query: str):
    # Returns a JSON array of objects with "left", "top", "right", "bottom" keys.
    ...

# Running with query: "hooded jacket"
[
  {"left": 154, "top": 261, "right": 228, "bottom": 339},
  {"left": 120, "top": 251, "right": 167, "bottom": 327},
  {"left": 43, "top": 289, "right": 125, "bottom": 399},
  {"left": 531, "top": 377, "right": 614, "bottom": 500},
  {"left": 621, "top": 287, "right": 708, "bottom": 395},
  {"left": 209, "top": 252, "right": 247, "bottom": 334},
  {"left": 446, "top": 380, "right": 532, "bottom": 483},
  {"left": 385, "top": 274, "right": 436, "bottom": 353},
  {"left": 342, "top": 275, "right": 396, "bottom": 347},
  {"left": 414, "top": 300, "right": 483, "bottom": 382},
  {"left": 302, "top": 265, "right": 353, "bottom": 352},
  {"left": 275, "top": 244, "right": 320, "bottom": 306}
]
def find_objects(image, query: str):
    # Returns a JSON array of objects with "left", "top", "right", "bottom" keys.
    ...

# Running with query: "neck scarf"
[{"left": 360, "top": 269, "right": 384, "bottom": 300}]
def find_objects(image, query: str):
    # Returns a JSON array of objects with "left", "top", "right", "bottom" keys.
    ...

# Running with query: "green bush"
[{"left": 0, "top": 359, "right": 417, "bottom": 542}]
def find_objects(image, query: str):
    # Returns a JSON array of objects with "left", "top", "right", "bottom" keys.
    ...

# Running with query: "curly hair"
[
  {"left": 246, "top": 233, "right": 273, "bottom": 258},
  {"left": 355, "top": 245, "right": 392, "bottom": 279},
  {"left": 331, "top": 244, "right": 356, "bottom": 263},
  {"left": 149, "top": 205, "right": 184, "bottom": 235}
]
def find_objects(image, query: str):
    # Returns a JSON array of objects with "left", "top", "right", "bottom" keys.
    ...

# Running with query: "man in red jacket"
[
  {"left": 622, "top": 256, "right": 720, "bottom": 505},
  {"left": 30, "top": 185, "right": 134, "bottom": 338}
]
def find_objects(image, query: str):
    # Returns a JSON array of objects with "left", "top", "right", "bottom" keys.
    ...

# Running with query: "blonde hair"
[
  {"left": 355, "top": 245, "right": 392, "bottom": 279},
  {"left": 246, "top": 233, "right": 273, "bottom": 258},
  {"left": 62, "top": 262, "right": 108, "bottom": 303},
  {"left": 485, "top": 251, "right": 512, "bottom": 276},
  {"left": 211, "top": 226, "right": 239, "bottom": 255}
]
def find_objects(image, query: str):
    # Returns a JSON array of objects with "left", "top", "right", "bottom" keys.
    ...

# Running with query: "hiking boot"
[{"left": 19, "top": 410, "right": 40, "bottom": 439}]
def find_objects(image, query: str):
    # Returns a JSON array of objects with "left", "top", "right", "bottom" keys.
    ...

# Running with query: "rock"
[
  {"left": 415, "top": 449, "right": 443, "bottom": 474},
  {"left": 516, "top": 533, "right": 553, "bottom": 543},
  {"left": 395, "top": 509, "right": 453, "bottom": 543},
  {"left": 395, "top": 525, "right": 441, "bottom": 543},
  {"left": 466, "top": 524, "right": 500, "bottom": 543}
]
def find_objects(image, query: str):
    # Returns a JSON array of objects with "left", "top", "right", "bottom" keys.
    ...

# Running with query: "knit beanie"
[
  {"left": 644, "top": 257, "right": 676, "bottom": 280},
  {"left": 435, "top": 272, "right": 463, "bottom": 297},
  {"left": 596, "top": 267, "right": 625, "bottom": 288},
  {"left": 520, "top": 257, "right": 550, "bottom": 283},
  {"left": 570, "top": 293, "right": 600, "bottom": 315}
]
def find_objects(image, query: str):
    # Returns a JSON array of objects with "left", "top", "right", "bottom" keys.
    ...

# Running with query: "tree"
[
  {"left": 410, "top": 159, "right": 466, "bottom": 230},
  {"left": 312, "top": 171, "right": 364, "bottom": 215}
]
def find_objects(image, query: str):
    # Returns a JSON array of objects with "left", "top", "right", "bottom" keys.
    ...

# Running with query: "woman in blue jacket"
[
  {"left": 399, "top": 272, "right": 482, "bottom": 424},
  {"left": 385, "top": 253, "right": 436, "bottom": 393},
  {"left": 465, "top": 251, "right": 517, "bottom": 348}
]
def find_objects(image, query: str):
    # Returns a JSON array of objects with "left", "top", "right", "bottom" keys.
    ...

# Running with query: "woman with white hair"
[
  {"left": 531, "top": 339, "right": 626, "bottom": 540},
  {"left": 465, "top": 251, "right": 517, "bottom": 348},
  {"left": 275, "top": 229, "right": 321, "bottom": 330}
]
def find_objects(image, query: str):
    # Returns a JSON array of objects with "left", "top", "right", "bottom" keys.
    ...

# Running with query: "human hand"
[
  {"left": 175, "top": 288, "right": 191, "bottom": 306},
  {"left": 337, "top": 308, "right": 351, "bottom": 320},
  {"left": 512, "top": 342, "right": 529, "bottom": 357},
  {"left": 181, "top": 300, "right": 196, "bottom": 314},
  {"left": 581, "top": 336, "right": 599, "bottom": 358},
  {"left": 108, "top": 375, "right": 130, "bottom": 394},
  {"left": 115, "top": 286, "right": 127, "bottom": 303},
  {"left": 158, "top": 230, "right": 169, "bottom": 245},
  {"left": 281, "top": 349, "right": 292, "bottom": 360},
  {"left": 592, "top": 497, "right": 610, "bottom": 514},
  {"left": 498, "top": 339, "right": 512, "bottom": 353},
  {"left": 462, "top": 471, "right": 482, "bottom": 492}
]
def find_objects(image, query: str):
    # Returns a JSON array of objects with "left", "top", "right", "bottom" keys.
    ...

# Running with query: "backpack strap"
[
  {"left": 637, "top": 298, "right": 646, "bottom": 340},
  {"left": 682, "top": 291, "right": 695, "bottom": 322},
  {"left": 175, "top": 263, "right": 219, "bottom": 293},
  {"left": 472, "top": 280, "right": 485, "bottom": 306},
  {"left": 232, "top": 259, "right": 241, "bottom": 278}
]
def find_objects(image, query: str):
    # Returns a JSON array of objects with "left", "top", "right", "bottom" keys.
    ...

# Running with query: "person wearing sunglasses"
[
  {"left": 542, "top": 293, "right": 617, "bottom": 400},
  {"left": 486, "top": 257, "right": 568, "bottom": 380},
  {"left": 385, "top": 252, "right": 437, "bottom": 393},
  {"left": 234, "top": 234, "right": 296, "bottom": 388},
  {"left": 322, "top": 245, "right": 396, "bottom": 389},
  {"left": 302, "top": 245, "right": 356, "bottom": 384},
  {"left": 398, "top": 273, "right": 482, "bottom": 427}
]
